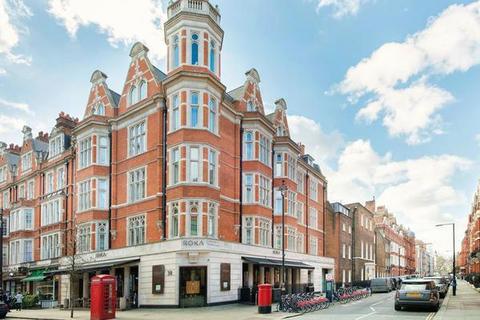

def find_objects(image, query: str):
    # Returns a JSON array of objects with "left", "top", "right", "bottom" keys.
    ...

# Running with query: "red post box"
[
  {"left": 90, "top": 274, "right": 116, "bottom": 320},
  {"left": 257, "top": 283, "right": 272, "bottom": 314}
]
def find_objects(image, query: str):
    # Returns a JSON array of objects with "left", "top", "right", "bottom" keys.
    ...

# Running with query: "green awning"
[{"left": 21, "top": 270, "right": 46, "bottom": 282}]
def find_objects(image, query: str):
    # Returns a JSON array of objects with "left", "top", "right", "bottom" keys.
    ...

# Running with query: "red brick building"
[
  {"left": 459, "top": 182, "right": 480, "bottom": 276},
  {"left": 0, "top": 0, "right": 334, "bottom": 308}
]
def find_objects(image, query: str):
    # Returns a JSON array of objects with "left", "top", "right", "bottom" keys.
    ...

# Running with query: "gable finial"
[{"left": 245, "top": 68, "right": 261, "bottom": 84}]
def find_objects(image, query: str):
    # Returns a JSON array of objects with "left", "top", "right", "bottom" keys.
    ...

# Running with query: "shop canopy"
[
  {"left": 45, "top": 257, "right": 140, "bottom": 275},
  {"left": 21, "top": 270, "right": 47, "bottom": 282},
  {"left": 242, "top": 256, "right": 314, "bottom": 269}
]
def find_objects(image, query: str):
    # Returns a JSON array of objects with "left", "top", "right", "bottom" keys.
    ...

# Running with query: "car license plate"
[{"left": 407, "top": 293, "right": 421, "bottom": 298}]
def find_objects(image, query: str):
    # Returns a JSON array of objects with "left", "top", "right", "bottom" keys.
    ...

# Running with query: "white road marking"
[{"left": 354, "top": 311, "right": 376, "bottom": 320}]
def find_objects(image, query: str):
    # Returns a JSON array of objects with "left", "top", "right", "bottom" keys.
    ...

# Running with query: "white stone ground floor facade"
[{"left": 46, "top": 239, "right": 334, "bottom": 308}]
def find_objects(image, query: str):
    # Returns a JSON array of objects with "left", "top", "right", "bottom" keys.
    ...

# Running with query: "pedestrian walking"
[
  {"left": 15, "top": 291, "right": 23, "bottom": 311},
  {"left": 452, "top": 277, "right": 457, "bottom": 296}
]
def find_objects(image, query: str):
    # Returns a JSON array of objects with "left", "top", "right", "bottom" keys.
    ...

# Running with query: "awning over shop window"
[
  {"left": 45, "top": 257, "right": 140, "bottom": 276},
  {"left": 242, "top": 256, "right": 314, "bottom": 269},
  {"left": 21, "top": 270, "right": 46, "bottom": 282}
]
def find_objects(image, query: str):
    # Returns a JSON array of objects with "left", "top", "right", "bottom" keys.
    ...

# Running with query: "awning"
[
  {"left": 45, "top": 257, "right": 140, "bottom": 276},
  {"left": 242, "top": 256, "right": 314, "bottom": 269},
  {"left": 21, "top": 270, "right": 47, "bottom": 282}
]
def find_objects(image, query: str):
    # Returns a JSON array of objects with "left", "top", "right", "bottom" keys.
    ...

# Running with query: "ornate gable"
[
  {"left": 83, "top": 70, "right": 120, "bottom": 119},
  {"left": 270, "top": 98, "right": 290, "bottom": 137},
  {"left": 227, "top": 68, "right": 265, "bottom": 114}
]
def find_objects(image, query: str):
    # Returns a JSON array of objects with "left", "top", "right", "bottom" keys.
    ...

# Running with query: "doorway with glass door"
[{"left": 179, "top": 266, "right": 207, "bottom": 307}]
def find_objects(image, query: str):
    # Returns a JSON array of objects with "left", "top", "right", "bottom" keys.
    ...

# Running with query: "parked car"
[
  {"left": 371, "top": 278, "right": 393, "bottom": 293},
  {"left": 0, "top": 301, "right": 9, "bottom": 319},
  {"left": 424, "top": 277, "right": 448, "bottom": 298},
  {"left": 394, "top": 279, "right": 440, "bottom": 312}
]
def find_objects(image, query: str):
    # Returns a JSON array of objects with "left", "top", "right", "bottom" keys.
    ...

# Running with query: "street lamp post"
[
  {"left": 436, "top": 223, "right": 456, "bottom": 296},
  {"left": 279, "top": 180, "right": 288, "bottom": 295}
]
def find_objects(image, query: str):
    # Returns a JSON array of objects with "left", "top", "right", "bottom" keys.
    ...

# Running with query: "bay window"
[
  {"left": 171, "top": 94, "right": 180, "bottom": 131},
  {"left": 259, "top": 175, "right": 271, "bottom": 207},
  {"left": 208, "top": 149, "right": 216, "bottom": 185},
  {"left": 188, "top": 147, "right": 199, "bottom": 182},
  {"left": 78, "top": 180, "right": 91, "bottom": 211},
  {"left": 190, "top": 92, "right": 199, "bottom": 128},
  {"left": 41, "top": 233, "right": 60, "bottom": 259},
  {"left": 244, "top": 174, "right": 253, "bottom": 203},
  {"left": 98, "top": 178, "right": 108, "bottom": 209},
  {"left": 189, "top": 201, "right": 199, "bottom": 236},
  {"left": 275, "top": 153, "right": 283, "bottom": 176},
  {"left": 208, "top": 97, "right": 216, "bottom": 132},
  {"left": 244, "top": 131, "right": 253, "bottom": 160},
  {"left": 171, "top": 147, "right": 180, "bottom": 184},
  {"left": 79, "top": 137, "right": 92, "bottom": 168},
  {"left": 98, "top": 136, "right": 109, "bottom": 164}
]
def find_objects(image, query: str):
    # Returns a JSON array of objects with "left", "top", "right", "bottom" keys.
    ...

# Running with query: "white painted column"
[
  {"left": 248, "top": 264, "right": 253, "bottom": 287},
  {"left": 259, "top": 267, "right": 265, "bottom": 284}
]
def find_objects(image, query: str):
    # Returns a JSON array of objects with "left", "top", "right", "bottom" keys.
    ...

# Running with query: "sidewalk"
[
  {"left": 434, "top": 279, "right": 480, "bottom": 319},
  {"left": 6, "top": 303, "right": 293, "bottom": 320}
]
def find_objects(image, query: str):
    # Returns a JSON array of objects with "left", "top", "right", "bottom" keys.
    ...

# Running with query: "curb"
[
  {"left": 7, "top": 316, "right": 61, "bottom": 320},
  {"left": 433, "top": 289, "right": 451, "bottom": 319}
]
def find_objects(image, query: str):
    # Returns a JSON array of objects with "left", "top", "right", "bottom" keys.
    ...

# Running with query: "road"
[{"left": 296, "top": 291, "right": 440, "bottom": 320}]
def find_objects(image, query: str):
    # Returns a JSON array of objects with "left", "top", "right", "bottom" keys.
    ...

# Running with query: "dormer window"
[
  {"left": 21, "top": 152, "right": 32, "bottom": 172},
  {"left": 209, "top": 40, "right": 215, "bottom": 72},
  {"left": 247, "top": 101, "right": 256, "bottom": 112},
  {"left": 129, "top": 85, "right": 137, "bottom": 105},
  {"left": 191, "top": 33, "right": 199, "bottom": 65},
  {"left": 139, "top": 80, "right": 147, "bottom": 100},
  {"left": 129, "top": 80, "right": 147, "bottom": 106},
  {"left": 173, "top": 35, "right": 180, "bottom": 68},
  {"left": 92, "top": 103, "right": 105, "bottom": 116},
  {"left": 276, "top": 125, "right": 286, "bottom": 136},
  {"left": 49, "top": 134, "right": 64, "bottom": 159}
]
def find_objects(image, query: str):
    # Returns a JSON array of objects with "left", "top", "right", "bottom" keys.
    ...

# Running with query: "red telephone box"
[{"left": 90, "top": 274, "right": 116, "bottom": 320}]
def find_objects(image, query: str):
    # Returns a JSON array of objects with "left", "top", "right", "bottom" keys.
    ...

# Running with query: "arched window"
[
  {"left": 173, "top": 35, "right": 180, "bottom": 68},
  {"left": 139, "top": 80, "right": 147, "bottom": 101},
  {"left": 208, "top": 97, "right": 216, "bottom": 132},
  {"left": 209, "top": 40, "right": 215, "bottom": 72},
  {"left": 191, "top": 33, "right": 199, "bottom": 65},
  {"left": 171, "top": 203, "right": 179, "bottom": 238},
  {"left": 129, "top": 85, "right": 137, "bottom": 105},
  {"left": 93, "top": 103, "right": 105, "bottom": 116},
  {"left": 244, "top": 131, "right": 253, "bottom": 160},
  {"left": 189, "top": 202, "right": 199, "bottom": 236},
  {"left": 247, "top": 101, "right": 256, "bottom": 112}
]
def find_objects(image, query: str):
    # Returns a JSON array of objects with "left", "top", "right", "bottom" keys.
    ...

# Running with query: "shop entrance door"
[{"left": 179, "top": 266, "right": 207, "bottom": 307}]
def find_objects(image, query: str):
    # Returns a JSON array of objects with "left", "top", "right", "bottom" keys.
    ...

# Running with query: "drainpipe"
[
  {"left": 239, "top": 121, "right": 243, "bottom": 243},
  {"left": 161, "top": 98, "right": 167, "bottom": 240},
  {"left": 323, "top": 185, "right": 326, "bottom": 256},
  {"left": 351, "top": 207, "right": 357, "bottom": 282},
  {"left": 65, "top": 160, "right": 69, "bottom": 256},
  {"left": 305, "top": 170, "right": 309, "bottom": 254},
  {"left": 271, "top": 145, "right": 274, "bottom": 248},
  {"left": 108, "top": 130, "right": 113, "bottom": 249}
]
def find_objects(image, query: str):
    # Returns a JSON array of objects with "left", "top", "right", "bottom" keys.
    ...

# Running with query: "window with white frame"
[
  {"left": 343, "top": 243, "right": 346, "bottom": 258},
  {"left": 349, "top": 245, "right": 352, "bottom": 259},
  {"left": 287, "top": 191, "right": 296, "bottom": 216},
  {"left": 98, "top": 178, "right": 108, "bottom": 209},
  {"left": 247, "top": 101, "right": 256, "bottom": 112},
  {"left": 207, "top": 202, "right": 217, "bottom": 238},
  {"left": 309, "top": 236, "right": 317, "bottom": 255},
  {"left": 275, "top": 152, "right": 283, "bottom": 176},
  {"left": 171, "top": 147, "right": 180, "bottom": 184},
  {"left": 258, "top": 218, "right": 271, "bottom": 247},
  {"left": 274, "top": 225, "right": 282, "bottom": 249},
  {"left": 2, "top": 245, "right": 7, "bottom": 265},
  {"left": 129, "top": 85, "right": 137, "bottom": 106},
  {"left": 309, "top": 179, "right": 318, "bottom": 201},
  {"left": 259, "top": 175, "right": 270, "bottom": 207},
  {"left": 348, "top": 225, "right": 352, "bottom": 234},
  {"left": 287, "top": 154, "right": 296, "bottom": 180},
  {"left": 361, "top": 240, "right": 364, "bottom": 258},
  {"left": 41, "top": 198, "right": 61, "bottom": 226},
  {"left": 57, "top": 167, "right": 65, "bottom": 190},
  {"left": 79, "top": 137, "right": 92, "bottom": 168},
  {"left": 297, "top": 202, "right": 304, "bottom": 224},
  {"left": 129, "top": 121, "right": 146, "bottom": 156},
  {"left": 170, "top": 202, "right": 179, "bottom": 238},
  {"left": 297, "top": 233, "right": 304, "bottom": 253},
  {"left": 259, "top": 135, "right": 270, "bottom": 166},
  {"left": 92, "top": 103, "right": 105, "bottom": 116},
  {"left": 128, "top": 167, "right": 145, "bottom": 203},
  {"left": 208, "top": 97, "right": 217, "bottom": 133},
  {"left": 9, "top": 208, "right": 33, "bottom": 232},
  {"left": 18, "top": 184, "right": 25, "bottom": 199},
  {"left": 209, "top": 40, "right": 216, "bottom": 72},
  {"left": 244, "top": 131, "right": 253, "bottom": 160},
  {"left": 21, "top": 152, "right": 32, "bottom": 172},
  {"left": 128, "top": 215, "right": 145, "bottom": 246},
  {"left": 188, "top": 146, "right": 200, "bottom": 182},
  {"left": 2, "top": 217, "right": 8, "bottom": 236},
  {"left": 190, "top": 92, "right": 199, "bottom": 128},
  {"left": 0, "top": 166, "right": 7, "bottom": 183},
  {"left": 46, "top": 171, "right": 54, "bottom": 194},
  {"left": 78, "top": 180, "right": 91, "bottom": 211},
  {"left": 139, "top": 80, "right": 147, "bottom": 101},
  {"left": 309, "top": 207, "right": 318, "bottom": 230},
  {"left": 24, "top": 239, "right": 33, "bottom": 262},
  {"left": 208, "top": 149, "right": 217, "bottom": 185},
  {"left": 244, "top": 174, "right": 253, "bottom": 203},
  {"left": 9, "top": 241, "right": 19, "bottom": 264},
  {"left": 244, "top": 217, "right": 254, "bottom": 245},
  {"left": 173, "top": 35, "right": 180, "bottom": 68},
  {"left": 274, "top": 189, "right": 282, "bottom": 214},
  {"left": 296, "top": 171, "right": 304, "bottom": 193},
  {"left": 171, "top": 94, "right": 180, "bottom": 131},
  {"left": 41, "top": 233, "right": 60, "bottom": 259},
  {"left": 2, "top": 191, "right": 9, "bottom": 209},
  {"left": 77, "top": 224, "right": 91, "bottom": 253},
  {"left": 342, "top": 223, "right": 346, "bottom": 232},
  {"left": 96, "top": 222, "right": 108, "bottom": 251},
  {"left": 188, "top": 201, "right": 200, "bottom": 236},
  {"left": 191, "top": 33, "right": 199, "bottom": 65},
  {"left": 287, "top": 228, "right": 296, "bottom": 251},
  {"left": 49, "top": 134, "right": 64, "bottom": 158},
  {"left": 98, "top": 136, "right": 109, "bottom": 165}
]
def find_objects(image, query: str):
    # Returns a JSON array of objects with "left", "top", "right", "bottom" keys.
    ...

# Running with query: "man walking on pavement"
[
  {"left": 452, "top": 276, "right": 457, "bottom": 296},
  {"left": 15, "top": 291, "right": 23, "bottom": 311}
]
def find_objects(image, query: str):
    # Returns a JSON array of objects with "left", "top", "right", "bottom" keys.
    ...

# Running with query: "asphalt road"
[{"left": 296, "top": 291, "right": 440, "bottom": 320}]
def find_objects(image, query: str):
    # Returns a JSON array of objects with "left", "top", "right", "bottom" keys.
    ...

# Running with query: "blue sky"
[{"left": 1, "top": 0, "right": 480, "bottom": 255}]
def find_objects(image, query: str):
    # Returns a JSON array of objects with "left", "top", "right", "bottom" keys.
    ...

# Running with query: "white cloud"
[
  {"left": 315, "top": 0, "right": 370, "bottom": 18},
  {"left": 0, "top": 114, "right": 26, "bottom": 134},
  {"left": 0, "top": 0, "right": 32, "bottom": 65},
  {"left": 337, "top": 1, "right": 480, "bottom": 144},
  {"left": 0, "top": 97, "right": 33, "bottom": 115},
  {"left": 48, "top": 0, "right": 167, "bottom": 62},
  {"left": 288, "top": 114, "right": 344, "bottom": 164},
  {"left": 0, "top": 67, "right": 6, "bottom": 75}
]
